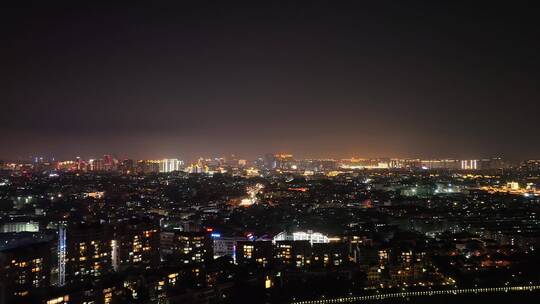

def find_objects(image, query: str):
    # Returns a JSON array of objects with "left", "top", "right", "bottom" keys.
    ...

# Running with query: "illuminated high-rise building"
[
  {"left": 0, "top": 240, "right": 52, "bottom": 302},
  {"left": 274, "top": 240, "right": 312, "bottom": 268},
  {"left": 461, "top": 159, "right": 478, "bottom": 170},
  {"left": 420, "top": 159, "right": 460, "bottom": 170},
  {"left": 159, "top": 158, "right": 183, "bottom": 173},
  {"left": 236, "top": 241, "right": 273, "bottom": 267},
  {"left": 212, "top": 236, "right": 247, "bottom": 260},
  {"left": 103, "top": 154, "right": 117, "bottom": 171},
  {"left": 159, "top": 231, "right": 213, "bottom": 265},
  {"left": 136, "top": 160, "right": 160, "bottom": 174},
  {"left": 119, "top": 159, "right": 135, "bottom": 173},
  {"left": 66, "top": 223, "right": 113, "bottom": 283},
  {"left": 113, "top": 218, "right": 159, "bottom": 270},
  {"left": 263, "top": 153, "right": 294, "bottom": 170},
  {"left": 89, "top": 159, "right": 105, "bottom": 171},
  {"left": 312, "top": 242, "right": 348, "bottom": 267}
]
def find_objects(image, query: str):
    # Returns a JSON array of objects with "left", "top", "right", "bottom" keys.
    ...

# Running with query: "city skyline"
[
  {"left": 0, "top": 152, "right": 521, "bottom": 164},
  {"left": 2, "top": 2, "right": 540, "bottom": 160},
  {"left": 3, "top": 2, "right": 540, "bottom": 303}
]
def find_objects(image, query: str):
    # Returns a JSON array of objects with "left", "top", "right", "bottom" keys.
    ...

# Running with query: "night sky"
[{"left": 2, "top": 1, "right": 539, "bottom": 161}]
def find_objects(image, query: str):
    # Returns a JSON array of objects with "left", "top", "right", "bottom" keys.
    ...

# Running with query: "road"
[{"left": 291, "top": 285, "right": 540, "bottom": 304}]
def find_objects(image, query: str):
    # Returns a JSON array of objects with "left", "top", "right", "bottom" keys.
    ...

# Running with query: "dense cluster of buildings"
[
  {"left": 0, "top": 154, "right": 524, "bottom": 176},
  {"left": 1, "top": 154, "right": 540, "bottom": 303}
]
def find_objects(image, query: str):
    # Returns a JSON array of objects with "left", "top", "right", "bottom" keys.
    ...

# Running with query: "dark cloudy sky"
[{"left": 1, "top": 1, "right": 539, "bottom": 161}]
